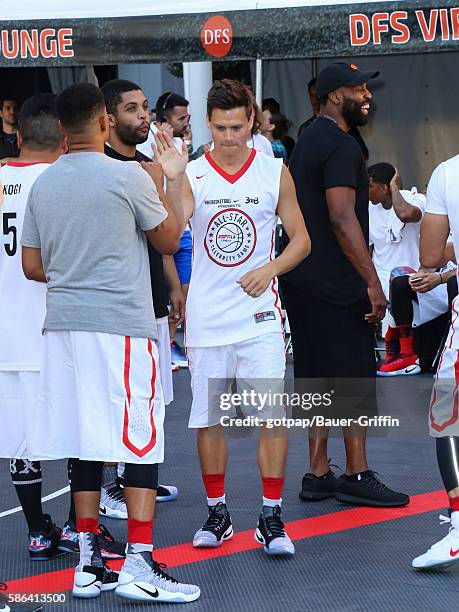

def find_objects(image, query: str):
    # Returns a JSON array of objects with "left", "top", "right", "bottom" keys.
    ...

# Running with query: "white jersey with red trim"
[
  {"left": 426, "top": 155, "right": 459, "bottom": 350},
  {"left": 0, "top": 162, "right": 48, "bottom": 371},
  {"left": 185, "top": 149, "right": 283, "bottom": 347}
]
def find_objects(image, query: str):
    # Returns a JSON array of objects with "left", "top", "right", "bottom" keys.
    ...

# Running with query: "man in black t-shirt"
[
  {"left": 0, "top": 98, "right": 20, "bottom": 163},
  {"left": 281, "top": 63, "right": 409, "bottom": 508},
  {"left": 101, "top": 79, "right": 181, "bottom": 515}
]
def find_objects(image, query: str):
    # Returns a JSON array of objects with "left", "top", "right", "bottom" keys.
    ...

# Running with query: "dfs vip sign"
[{"left": 200, "top": 15, "right": 233, "bottom": 58}]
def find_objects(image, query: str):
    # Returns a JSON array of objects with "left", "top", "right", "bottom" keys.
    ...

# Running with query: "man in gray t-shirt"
[
  {"left": 22, "top": 152, "right": 165, "bottom": 339},
  {"left": 21, "top": 83, "right": 199, "bottom": 602}
]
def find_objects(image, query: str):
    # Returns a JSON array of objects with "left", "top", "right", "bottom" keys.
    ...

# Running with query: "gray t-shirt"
[{"left": 21, "top": 152, "right": 167, "bottom": 339}]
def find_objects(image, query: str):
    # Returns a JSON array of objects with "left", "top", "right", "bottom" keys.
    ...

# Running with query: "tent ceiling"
[{"left": 1, "top": 1, "right": 401, "bottom": 21}]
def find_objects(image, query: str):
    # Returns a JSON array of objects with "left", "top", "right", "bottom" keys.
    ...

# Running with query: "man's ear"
[
  {"left": 17, "top": 130, "right": 23, "bottom": 150},
  {"left": 100, "top": 113, "right": 110, "bottom": 135},
  {"left": 107, "top": 112, "right": 116, "bottom": 129},
  {"left": 329, "top": 90, "right": 341, "bottom": 106}
]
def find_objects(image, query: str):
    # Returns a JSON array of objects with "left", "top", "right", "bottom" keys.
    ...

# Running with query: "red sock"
[
  {"left": 262, "top": 477, "right": 284, "bottom": 500},
  {"left": 399, "top": 324, "right": 415, "bottom": 356},
  {"left": 450, "top": 496, "right": 459, "bottom": 513},
  {"left": 202, "top": 473, "right": 225, "bottom": 499},
  {"left": 76, "top": 518, "right": 99, "bottom": 533},
  {"left": 385, "top": 326, "right": 399, "bottom": 341},
  {"left": 128, "top": 519, "right": 153, "bottom": 545}
]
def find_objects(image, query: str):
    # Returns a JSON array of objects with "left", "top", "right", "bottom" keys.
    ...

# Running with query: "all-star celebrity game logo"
[{"left": 204, "top": 208, "right": 256, "bottom": 267}]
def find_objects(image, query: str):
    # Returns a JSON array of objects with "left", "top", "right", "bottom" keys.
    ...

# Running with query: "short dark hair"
[
  {"left": 307, "top": 77, "right": 317, "bottom": 91},
  {"left": 269, "top": 112, "right": 291, "bottom": 141},
  {"left": 155, "top": 91, "right": 189, "bottom": 122},
  {"left": 56, "top": 82, "right": 105, "bottom": 132},
  {"left": 368, "top": 162, "right": 396, "bottom": 186},
  {"left": 101, "top": 79, "right": 142, "bottom": 115},
  {"left": 207, "top": 80, "right": 252, "bottom": 120},
  {"left": 262, "top": 97, "right": 281, "bottom": 114},
  {"left": 18, "top": 94, "right": 61, "bottom": 151},
  {"left": 0, "top": 97, "right": 19, "bottom": 109}
]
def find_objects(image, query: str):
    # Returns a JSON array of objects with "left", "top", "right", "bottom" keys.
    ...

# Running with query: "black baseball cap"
[{"left": 316, "top": 62, "right": 380, "bottom": 97}]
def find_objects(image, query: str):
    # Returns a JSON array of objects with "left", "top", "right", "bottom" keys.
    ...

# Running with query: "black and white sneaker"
[
  {"left": 336, "top": 470, "right": 410, "bottom": 507},
  {"left": 157, "top": 485, "right": 178, "bottom": 503},
  {"left": 255, "top": 506, "right": 295, "bottom": 556},
  {"left": 299, "top": 470, "right": 338, "bottom": 501},
  {"left": 72, "top": 532, "right": 118, "bottom": 598},
  {"left": 116, "top": 546, "right": 200, "bottom": 603},
  {"left": 193, "top": 502, "right": 233, "bottom": 548},
  {"left": 99, "top": 483, "right": 127, "bottom": 520}
]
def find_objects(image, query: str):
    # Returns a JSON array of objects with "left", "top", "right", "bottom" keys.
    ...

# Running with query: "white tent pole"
[
  {"left": 183, "top": 61, "right": 212, "bottom": 150},
  {"left": 255, "top": 58, "right": 263, "bottom": 107}
]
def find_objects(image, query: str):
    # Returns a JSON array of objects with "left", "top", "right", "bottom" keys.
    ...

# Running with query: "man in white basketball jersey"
[
  {"left": 0, "top": 94, "right": 67, "bottom": 560},
  {"left": 157, "top": 79, "right": 310, "bottom": 556},
  {"left": 412, "top": 155, "right": 459, "bottom": 570},
  {"left": 21, "top": 83, "right": 199, "bottom": 603}
]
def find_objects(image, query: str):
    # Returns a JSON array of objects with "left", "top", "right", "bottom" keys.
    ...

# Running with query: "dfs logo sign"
[{"left": 200, "top": 16, "right": 233, "bottom": 58}]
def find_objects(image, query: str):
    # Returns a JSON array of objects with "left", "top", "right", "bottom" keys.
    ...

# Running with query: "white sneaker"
[
  {"left": 99, "top": 484, "right": 128, "bottom": 520},
  {"left": 116, "top": 546, "right": 200, "bottom": 603},
  {"left": 412, "top": 513, "right": 459, "bottom": 570}
]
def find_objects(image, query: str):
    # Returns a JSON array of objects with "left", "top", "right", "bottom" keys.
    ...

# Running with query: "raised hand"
[{"left": 152, "top": 131, "right": 188, "bottom": 180}]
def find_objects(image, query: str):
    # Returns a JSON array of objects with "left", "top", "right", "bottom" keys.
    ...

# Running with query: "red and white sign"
[
  {"left": 200, "top": 15, "right": 233, "bottom": 58},
  {"left": 0, "top": 28, "right": 74, "bottom": 60},
  {"left": 350, "top": 8, "right": 459, "bottom": 47}
]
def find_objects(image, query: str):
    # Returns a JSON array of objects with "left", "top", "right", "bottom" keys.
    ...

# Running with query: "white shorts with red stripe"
[
  {"left": 0, "top": 371, "right": 39, "bottom": 458},
  {"left": 28, "top": 331, "right": 164, "bottom": 463},
  {"left": 187, "top": 332, "right": 286, "bottom": 428},
  {"left": 430, "top": 346, "right": 459, "bottom": 437}
]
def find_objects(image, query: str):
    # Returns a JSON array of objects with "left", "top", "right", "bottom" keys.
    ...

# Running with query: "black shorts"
[{"left": 281, "top": 281, "right": 375, "bottom": 379}]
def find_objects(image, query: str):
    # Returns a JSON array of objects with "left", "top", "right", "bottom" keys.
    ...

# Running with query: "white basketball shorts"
[
  {"left": 0, "top": 371, "right": 39, "bottom": 458},
  {"left": 156, "top": 316, "right": 173, "bottom": 406},
  {"left": 430, "top": 335, "right": 459, "bottom": 437},
  {"left": 187, "top": 332, "right": 286, "bottom": 428},
  {"left": 29, "top": 331, "right": 165, "bottom": 463}
]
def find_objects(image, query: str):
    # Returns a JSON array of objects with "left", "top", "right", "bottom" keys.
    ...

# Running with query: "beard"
[
  {"left": 115, "top": 121, "right": 149, "bottom": 145},
  {"left": 342, "top": 96, "right": 368, "bottom": 127}
]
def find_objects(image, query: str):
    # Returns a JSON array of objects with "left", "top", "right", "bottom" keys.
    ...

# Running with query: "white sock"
[
  {"left": 129, "top": 542, "right": 154, "bottom": 554},
  {"left": 263, "top": 496, "right": 282, "bottom": 508},
  {"left": 207, "top": 494, "right": 226, "bottom": 507}
]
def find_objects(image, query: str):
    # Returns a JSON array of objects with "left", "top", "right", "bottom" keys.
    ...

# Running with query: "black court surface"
[{"left": 1, "top": 369, "right": 459, "bottom": 611}]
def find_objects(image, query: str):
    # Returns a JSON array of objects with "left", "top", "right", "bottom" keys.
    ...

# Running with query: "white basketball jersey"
[
  {"left": 185, "top": 150, "right": 283, "bottom": 347},
  {"left": 0, "top": 162, "right": 49, "bottom": 371}
]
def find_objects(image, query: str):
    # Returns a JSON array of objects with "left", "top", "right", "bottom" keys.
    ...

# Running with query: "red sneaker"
[{"left": 377, "top": 353, "right": 421, "bottom": 377}]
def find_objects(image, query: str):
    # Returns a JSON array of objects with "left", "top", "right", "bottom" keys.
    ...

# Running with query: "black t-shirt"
[
  {"left": 104, "top": 144, "right": 169, "bottom": 319},
  {"left": 0, "top": 131, "right": 19, "bottom": 159},
  {"left": 284, "top": 117, "right": 369, "bottom": 306}
]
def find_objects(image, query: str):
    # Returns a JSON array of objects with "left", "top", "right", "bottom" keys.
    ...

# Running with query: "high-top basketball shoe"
[{"left": 378, "top": 325, "right": 420, "bottom": 376}]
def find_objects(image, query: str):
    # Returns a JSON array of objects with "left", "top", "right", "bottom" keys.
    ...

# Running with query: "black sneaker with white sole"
[
  {"left": 116, "top": 546, "right": 200, "bottom": 603},
  {"left": 336, "top": 470, "right": 410, "bottom": 507},
  {"left": 193, "top": 502, "right": 233, "bottom": 548},
  {"left": 299, "top": 470, "right": 338, "bottom": 501},
  {"left": 156, "top": 484, "right": 178, "bottom": 503},
  {"left": 255, "top": 506, "right": 295, "bottom": 556}
]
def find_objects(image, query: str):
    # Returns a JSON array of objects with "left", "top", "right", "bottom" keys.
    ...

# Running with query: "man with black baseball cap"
[{"left": 281, "top": 62, "right": 410, "bottom": 508}]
